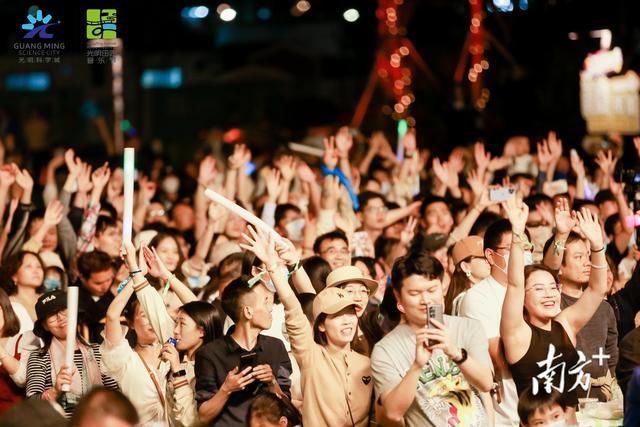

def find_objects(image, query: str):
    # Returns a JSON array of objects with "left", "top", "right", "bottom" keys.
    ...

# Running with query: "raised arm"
[
  {"left": 335, "top": 126, "right": 354, "bottom": 183},
  {"left": 594, "top": 150, "right": 617, "bottom": 190},
  {"left": 610, "top": 181, "right": 634, "bottom": 253},
  {"left": 22, "top": 200, "right": 64, "bottom": 252},
  {"left": 195, "top": 156, "right": 218, "bottom": 239},
  {"left": 500, "top": 197, "right": 532, "bottom": 361},
  {"left": 0, "top": 165, "right": 15, "bottom": 223},
  {"left": 570, "top": 150, "right": 586, "bottom": 200},
  {"left": 143, "top": 245, "right": 197, "bottom": 304},
  {"left": 542, "top": 198, "right": 576, "bottom": 270},
  {"left": 104, "top": 241, "right": 138, "bottom": 345},
  {"left": 275, "top": 237, "right": 316, "bottom": 295},
  {"left": 558, "top": 208, "right": 608, "bottom": 336},
  {"left": 240, "top": 227, "right": 315, "bottom": 368}
]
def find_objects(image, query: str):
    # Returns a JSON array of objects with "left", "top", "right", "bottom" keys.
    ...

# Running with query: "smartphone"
[
  {"left": 238, "top": 352, "right": 258, "bottom": 372},
  {"left": 489, "top": 186, "right": 516, "bottom": 202},
  {"left": 427, "top": 304, "right": 444, "bottom": 347}
]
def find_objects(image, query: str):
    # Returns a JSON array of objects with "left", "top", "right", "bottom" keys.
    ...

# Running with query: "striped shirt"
[{"left": 26, "top": 343, "right": 118, "bottom": 418}]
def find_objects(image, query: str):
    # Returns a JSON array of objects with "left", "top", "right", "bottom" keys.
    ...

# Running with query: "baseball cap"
[
  {"left": 33, "top": 290, "right": 67, "bottom": 338},
  {"left": 325, "top": 265, "right": 378, "bottom": 294},
  {"left": 312, "top": 287, "right": 365, "bottom": 320},
  {"left": 451, "top": 236, "right": 485, "bottom": 265}
]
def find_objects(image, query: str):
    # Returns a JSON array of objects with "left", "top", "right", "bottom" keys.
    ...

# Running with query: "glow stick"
[
  {"left": 287, "top": 142, "right": 324, "bottom": 157},
  {"left": 203, "top": 188, "right": 284, "bottom": 244},
  {"left": 62, "top": 287, "right": 79, "bottom": 392},
  {"left": 396, "top": 119, "right": 408, "bottom": 161},
  {"left": 122, "top": 147, "right": 135, "bottom": 243}
]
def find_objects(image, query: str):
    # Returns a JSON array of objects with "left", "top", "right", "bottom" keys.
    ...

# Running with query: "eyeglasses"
[
  {"left": 321, "top": 248, "right": 350, "bottom": 256},
  {"left": 46, "top": 310, "right": 68, "bottom": 324},
  {"left": 342, "top": 287, "right": 371, "bottom": 297},
  {"left": 525, "top": 283, "right": 562, "bottom": 294},
  {"left": 365, "top": 206, "right": 388, "bottom": 215},
  {"left": 148, "top": 209, "right": 166, "bottom": 217}
]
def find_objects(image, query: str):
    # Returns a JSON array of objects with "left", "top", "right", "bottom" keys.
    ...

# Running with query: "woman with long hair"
[
  {"left": 126, "top": 242, "right": 224, "bottom": 426},
  {"left": 147, "top": 232, "right": 187, "bottom": 318},
  {"left": 501, "top": 200, "right": 607, "bottom": 424},
  {"left": 25, "top": 289, "right": 117, "bottom": 418},
  {"left": 241, "top": 227, "right": 373, "bottom": 427},
  {"left": 101, "top": 243, "right": 171, "bottom": 425},
  {"left": 445, "top": 236, "right": 490, "bottom": 315},
  {"left": 0, "top": 251, "right": 46, "bottom": 329}
]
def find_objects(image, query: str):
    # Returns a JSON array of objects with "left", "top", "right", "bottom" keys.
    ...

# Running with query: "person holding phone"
[{"left": 371, "top": 250, "right": 494, "bottom": 427}]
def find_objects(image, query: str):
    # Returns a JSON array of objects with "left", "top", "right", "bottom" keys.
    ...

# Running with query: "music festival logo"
[{"left": 87, "top": 9, "right": 117, "bottom": 39}]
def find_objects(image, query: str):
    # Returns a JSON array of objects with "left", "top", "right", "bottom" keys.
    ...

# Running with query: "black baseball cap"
[{"left": 33, "top": 290, "right": 67, "bottom": 338}]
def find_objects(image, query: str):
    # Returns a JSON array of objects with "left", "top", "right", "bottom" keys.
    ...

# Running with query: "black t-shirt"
[{"left": 194, "top": 329, "right": 292, "bottom": 427}]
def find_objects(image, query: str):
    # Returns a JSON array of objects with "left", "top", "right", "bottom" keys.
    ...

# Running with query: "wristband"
[
  {"left": 116, "top": 276, "right": 131, "bottom": 294},
  {"left": 553, "top": 239, "right": 566, "bottom": 256},
  {"left": 163, "top": 274, "right": 174, "bottom": 296},
  {"left": 591, "top": 246, "right": 605, "bottom": 253},
  {"left": 129, "top": 269, "right": 142, "bottom": 276},
  {"left": 512, "top": 232, "right": 534, "bottom": 250},
  {"left": 591, "top": 263, "right": 607, "bottom": 270}
]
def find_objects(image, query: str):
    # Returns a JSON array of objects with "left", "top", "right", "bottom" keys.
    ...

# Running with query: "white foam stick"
[
  {"left": 62, "top": 287, "right": 79, "bottom": 392},
  {"left": 122, "top": 147, "right": 135, "bottom": 243},
  {"left": 204, "top": 188, "right": 284, "bottom": 244},
  {"left": 287, "top": 142, "right": 324, "bottom": 157}
]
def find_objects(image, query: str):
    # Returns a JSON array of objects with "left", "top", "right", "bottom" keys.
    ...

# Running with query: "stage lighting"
[
  {"left": 219, "top": 7, "right": 237, "bottom": 21},
  {"left": 343, "top": 8, "right": 360, "bottom": 22}
]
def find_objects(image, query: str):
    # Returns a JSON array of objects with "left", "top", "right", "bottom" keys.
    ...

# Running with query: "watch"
[
  {"left": 172, "top": 369, "right": 187, "bottom": 378},
  {"left": 451, "top": 348, "right": 468, "bottom": 364}
]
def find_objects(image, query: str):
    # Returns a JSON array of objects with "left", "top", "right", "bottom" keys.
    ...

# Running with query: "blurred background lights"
[
  {"left": 219, "top": 7, "right": 237, "bottom": 21},
  {"left": 216, "top": 3, "right": 230, "bottom": 14},
  {"left": 343, "top": 8, "right": 360, "bottom": 22},
  {"left": 257, "top": 7, "right": 272, "bottom": 20},
  {"left": 181, "top": 6, "right": 209, "bottom": 19},
  {"left": 296, "top": 1, "right": 311, "bottom": 13}
]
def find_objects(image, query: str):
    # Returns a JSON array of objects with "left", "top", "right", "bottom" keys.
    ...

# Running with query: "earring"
[{"left": 465, "top": 271, "right": 471, "bottom": 278}]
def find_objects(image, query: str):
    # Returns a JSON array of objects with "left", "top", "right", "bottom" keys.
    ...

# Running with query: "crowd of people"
[{"left": 0, "top": 126, "right": 639, "bottom": 427}]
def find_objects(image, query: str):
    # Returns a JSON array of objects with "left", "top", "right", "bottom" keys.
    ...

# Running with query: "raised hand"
[
  {"left": 198, "top": 155, "right": 218, "bottom": 186},
  {"left": 143, "top": 246, "right": 171, "bottom": 279},
  {"left": 400, "top": 216, "right": 418, "bottom": 246},
  {"left": 228, "top": 144, "right": 250, "bottom": 171},
  {"left": 536, "top": 140, "right": 554, "bottom": 171},
  {"left": 275, "top": 237, "right": 300, "bottom": 267},
  {"left": 297, "top": 161, "right": 316, "bottom": 183},
  {"left": 239, "top": 226, "right": 280, "bottom": 268},
  {"left": 64, "top": 149, "right": 82, "bottom": 177},
  {"left": 474, "top": 142, "right": 490, "bottom": 172},
  {"left": 77, "top": 163, "right": 93, "bottom": 193},
  {"left": 120, "top": 240, "right": 139, "bottom": 272},
  {"left": 402, "top": 128, "right": 417, "bottom": 156},
  {"left": 575, "top": 207, "right": 603, "bottom": 250},
  {"left": 502, "top": 196, "right": 528, "bottom": 234},
  {"left": 91, "top": 162, "right": 111, "bottom": 190},
  {"left": 609, "top": 180, "right": 625, "bottom": 197},
  {"left": 466, "top": 169, "right": 486, "bottom": 199},
  {"left": 535, "top": 202, "right": 555, "bottom": 227},
  {"left": 488, "top": 156, "right": 511, "bottom": 172},
  {"left": 265, "top": 168, "right": 283, "bottom": 203},
  {"left": 553, "top": 198, "right": 575, "bottom": 233},
  {"left": 432, "top": 158, "right": 459, "bottom": 189},
  {"left": 322, "top": 136, "right": 339, "bottom": 170},
  {"left": 43, "top": 200, "right": 65, "bottom": 228},
  {"left": 0, "top": 165, "right": 15, "bottom": 189},
  {"left": 448, "top": 150, "right": 465, "bottom": 175},
  {"left": 274, "top": 155, "right": 296, "bottom": 183},
  {"left": 320, "top": 175, "right": 341, "bottom": 210},
  {"left": 335, "top": 126, "right": 353, "bottom": 158},
  {"left": 48, "top": 152, "right": 65, "bottom": 171},
  {"left": 12, "top": 165, "right": 33, "bottom": 191},
  {"left": 547, "top": 131, "right": 563, "bottom": 162},
  {"left": 595, "top": 150, "right": 617, "bottom": 177}
]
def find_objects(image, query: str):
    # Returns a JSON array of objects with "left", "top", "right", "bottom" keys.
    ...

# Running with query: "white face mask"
[
  {"left": 285, "top": 218, "right": 305, "bottom": 241},
  {"left": 187, "top": 275, "right": 210, "bottom": 289},
  {"left": 523, "top": 251, "right": 534, "bottom": 266},
  {"left": 494, "top": 251, "right": 509, "bottom": 274},
  {"left": 545, "top": 421, "right": 568, "bottom": 427}
]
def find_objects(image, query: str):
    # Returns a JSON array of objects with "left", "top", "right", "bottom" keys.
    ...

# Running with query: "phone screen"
[{"left": 239, "top": 352, "right": 258, "bottom": 372}]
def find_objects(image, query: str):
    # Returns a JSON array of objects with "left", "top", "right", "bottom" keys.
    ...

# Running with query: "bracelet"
[
  {"left": 163, "top": 274, "right": 174, "bottom": 296},
  {"left": 553, "top": 239, "right": 566, "bottom": 256},
  {"left": 591, "top": 246, "right": 605, "bottom": 253},
  {"left": 129, "top": 269, "right": 142, "bottom": 276},
  {"left": 116, "top": 276, "right": 131, "bottom": 294},
  {"left": 591, "top": 263, "right": 608, "bottom": 270},
  {"left": 288, "top": 259, "right": 301, "bottom": 276},
  {"left": 133, "top": 279, "right": 150, "bottom": 292},
  {"left": 512, "top": 232, "right": 534, "bottom": 250}
]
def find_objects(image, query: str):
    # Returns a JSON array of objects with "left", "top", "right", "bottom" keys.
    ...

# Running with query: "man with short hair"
[
  {"left": 313, "top": 230, "right": 351, "bottom": 270},
  {"left": 460, "top": 219, "right": 521, "bottom": 426},
  {"left": 371, "top": 251, "right": 493, "bottom": 426},
  {"left": 555, "top": 231, "right": 618, "bottom": 401},
  {"left": 357, "top": 191, "right": 388, "bottom": 243},
  {"left": 195, "top": 278, "right": 291, "bottom": 426},
  {"left": 76, "top": 250, "right": 116, "bottom": 342}
]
